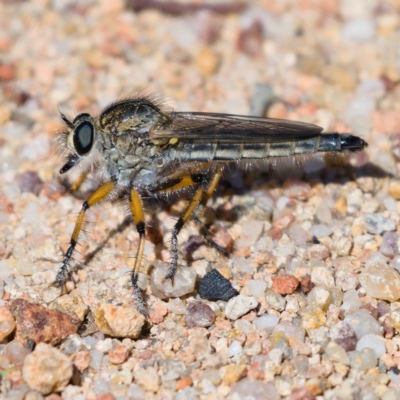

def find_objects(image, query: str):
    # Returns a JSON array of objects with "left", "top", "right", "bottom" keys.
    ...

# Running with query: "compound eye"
[{"left": 73, "top": 121, "right": 94, "bottom": 155}]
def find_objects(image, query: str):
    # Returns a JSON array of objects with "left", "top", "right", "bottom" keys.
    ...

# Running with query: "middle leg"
[{"left": 129, "top": 188, "right": 148, "bottom": 316}]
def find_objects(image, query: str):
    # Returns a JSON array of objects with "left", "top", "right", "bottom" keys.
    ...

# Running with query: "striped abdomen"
[{"left": 165, "top": 134, "right": 367, "bottom": 163}]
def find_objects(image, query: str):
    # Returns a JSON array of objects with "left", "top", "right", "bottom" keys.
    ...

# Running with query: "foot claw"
[
  {"left": 162, "top": 271, "right": 175, "bottom": 285},
  {"left": 131, "top": 273, "right": 148, "bottom": 317}
]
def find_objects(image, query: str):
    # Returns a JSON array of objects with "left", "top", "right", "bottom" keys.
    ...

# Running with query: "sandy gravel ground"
[{"left": 1, "top": 1, "right": 400, "bottom": 399}]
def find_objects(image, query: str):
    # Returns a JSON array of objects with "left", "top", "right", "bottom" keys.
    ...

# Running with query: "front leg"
[{"left": 53, "top": 181, "right": 115, "bottom": 287}]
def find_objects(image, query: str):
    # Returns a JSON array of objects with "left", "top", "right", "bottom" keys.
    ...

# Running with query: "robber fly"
[{"left": 54, "top": 96, "right": 367, "bottom": 316}]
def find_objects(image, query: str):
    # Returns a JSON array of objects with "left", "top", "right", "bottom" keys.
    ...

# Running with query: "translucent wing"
[{"left": 151, "top": 112, "right": 324, "bottom": 143}]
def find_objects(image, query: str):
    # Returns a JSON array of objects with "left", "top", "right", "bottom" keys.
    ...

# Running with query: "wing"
[{"left": 151, "top": 112, "right": 324, "bottom": 143}]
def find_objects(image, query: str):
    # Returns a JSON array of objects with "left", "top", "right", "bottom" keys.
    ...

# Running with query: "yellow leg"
[
  {"left": 146, "top": 162, "right": 212, "bottom": 193},
  {"left": 53, "top": 181, "right": 115, "bottom": 287},
  {"left": 69, "top": 172, "right": 88, "bottom": 191},
  {"left": 147, "top": 172, "right": 206, "bottom": 193},
  {"left": 200, "top": 165, "right": 222, "bottom": 207},
  {"left": 147, "top": 166, "right": 225, "bottom": 281},
  {"left": 193, "top": 166, "right": 228, "bottom": 255},
  {"left": 165, "top": 185, "right": 205, "bottom": 281},
  {"left": 129, "top": 189, "right": 148, "bottom": 315}
]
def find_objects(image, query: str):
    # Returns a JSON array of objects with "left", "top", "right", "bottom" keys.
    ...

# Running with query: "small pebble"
[
  {"left": 388, "top": 181, "right": 400, "bottom": 200},
  {"left": 151, "top": 263, "right": 196, "bottom": 299},
  {"left": 199, "top": 269, "right": 238, "bottom": 301},
  {"left": 236, "top": 220, "right": 264, "bottom": 247},
  {"left": 208, "top": 224, "right": 234, "bottom": 253},
  {"left": 225, "top": 295, "right": 258, "bottom": 320},
  {"left": 22, "top": 343, "right": 73, "bottom": 395},
  {"left": 0, "top": 305, "right": 16, "bottom": 341},
  {"left": 15, "top": 171, "right": 43, "bottom": 195},
  {"left": 282, "top": 179, "right": 313, "bottom": 200},
  {"left": 364, "top": 213, "right": 396, "bottom": 235},
  {"left": 195, "top": 47, "right": 220, "bottom": 77},
  {"left": 243, "top": 337, "right": 261, "bottom": 356},
  {"left": 126, "top": 383, "right": 145, "bottom": 399},
  {"left": 228, "top": 340, "right": 243, "bottom": 357},
  {"left": 349, "top": 348, "right": 378, "bottom": 370},
  {"left": 341, "top": 289, "right": 361, "bottom": 314},
  {"left": 382, "top": 389, "right": 400, "bottom": 400},
  {"left": 356, "top": 334, "right": 386, "bottom": 358},
  {"left": 361, "top": 198, "right": 379, "bottom": 213},
  {"left": 288, "top": 223, "right": 311, "bottom": 246},
  {"left": 309, "top": 224, "right": 333, "bottom": 238},
  {"left": 344, "top": 309, "right": 382, "bottom": 339},
  {"left": 311, "top": 266, "right": 335, "bottom": 287},
  {"left": 0, "top": 63, "right": 15, "bottom": 80},
  {"left": 253, "top": 314, "right": 279, "bottom": 334},
  {"left": 221, "top": 364, "right": 247, "bottom": 386},
  {"left": 346, "top": 188, "right": 364, "bottom": 212},
  {"left": 61, "top": 385, "right": 85, "bottom": 399},
  {"left": 380, "top": 232, "right": 399, "bottom": 257},
  {"left": 290, "top": 355, "right": 309, "bottom": 375},
  {"left": 4, "top": 340, "right": 31, "bottom": 367},
  {"left": 330, "top": 321, "right": 358, "bottom": 352},
  {"left": 390, "top": 255, "right": 400, "bottom": 273},
  {"left": 383, "top": 196, "right": 398, "bottom": 212},
  {"left": 49, "top": 295, "right": 88, "bottom": 321},
  {"left": 274, "top": 321, "right": 305, "bottom": 342},
  {"left": 82, "top": 335, "right": 99, "bottom": 349},
  {"left": 335, "top": 196, "right": 348, "bottom": 215},
  {"left": 134, "top": 367, "right": 160, "bottom": 392},
  {"left": 235, "top": 318, "right": 255, "bottom": 335},
  {"left": 184, "top": 301, "right": 216, "bottom": 328},
  {"left": 10, "top": 299, "right": 79, "bottom": 346},
  {"left": 246, "top": 279, "right": 267, "bottom": 297},
  {"left": 265, "top": 289, "right": 286, "bottom": 311},
  {"left": 108, "top": 342, "right": 129, "bottom": 365},
  {"left": 307, "top": 285, "right": 333, "bottom": 311},
  {"left": 95, "top": 338, "right": 113, "bottom": 353},
  {"left": 333, "top": 236, "right": 353, "bottom": 256},
  {"left": 365, "top": 252, "right": 387, "bottom": 267},
  {"left": 358, "top": 262, "right": 400, "bottom": 302},
  {"left": 89, "top": 349, "right": 103, "bottom": 371},
  {"left": 301, "top": 308, "right": 327, "bottom": 331},
  {"left": 233, "top": 318, "right": 256, "bottom": 335},
  {"left": 271, "top": 275, "right": 299, "bottom": 295},
  {"left": 231, "top": 378, "right": 279, "bottom": 400},
  {"left": 167, "top": 298, "right": 187, "bottom": 315},
  {"left": 59, "top": 335, "right": 89, "bottom": 356},
  {"left": 0, "top": 105, "right": 11, "bottom": 126},
  {"left": 268, "top": 348, "right": 283, "bottom": 365},
  {"left": 306, "top": 244, "right": 330, "bottom": 260},
  {"left": 271, "top": 214, "right": 295, "bottom": 240},
  {"left": 289, "top": 388, "right": 315, "bottom": 400},
  {"left": 71, "top": 350, "right": 91, "bottom": 372},
  {"left": 300, "top": 275, "right": 314, "bottom": 293},
  {"left": 390, "top": 303, "right": 400, "bottom": 330},
  {"left": 93, "top": 303, "right": 145, "bottom": 338},
  {"left": 237, "top": 19, "right": 264, "bottom": 57},
  {"left": 377, "top": 300, "right": 390, "bottom": 318},
  {"left": 21, "top": 136, "right": 50, "bottom": 161},
  {"left": 325, "top": 341, "right": 350, "bottom": 365}
]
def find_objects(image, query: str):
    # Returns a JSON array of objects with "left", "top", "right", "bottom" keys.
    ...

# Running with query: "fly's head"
[{"left": 58, "top": 112, "right": 97, "bottom": 175}]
